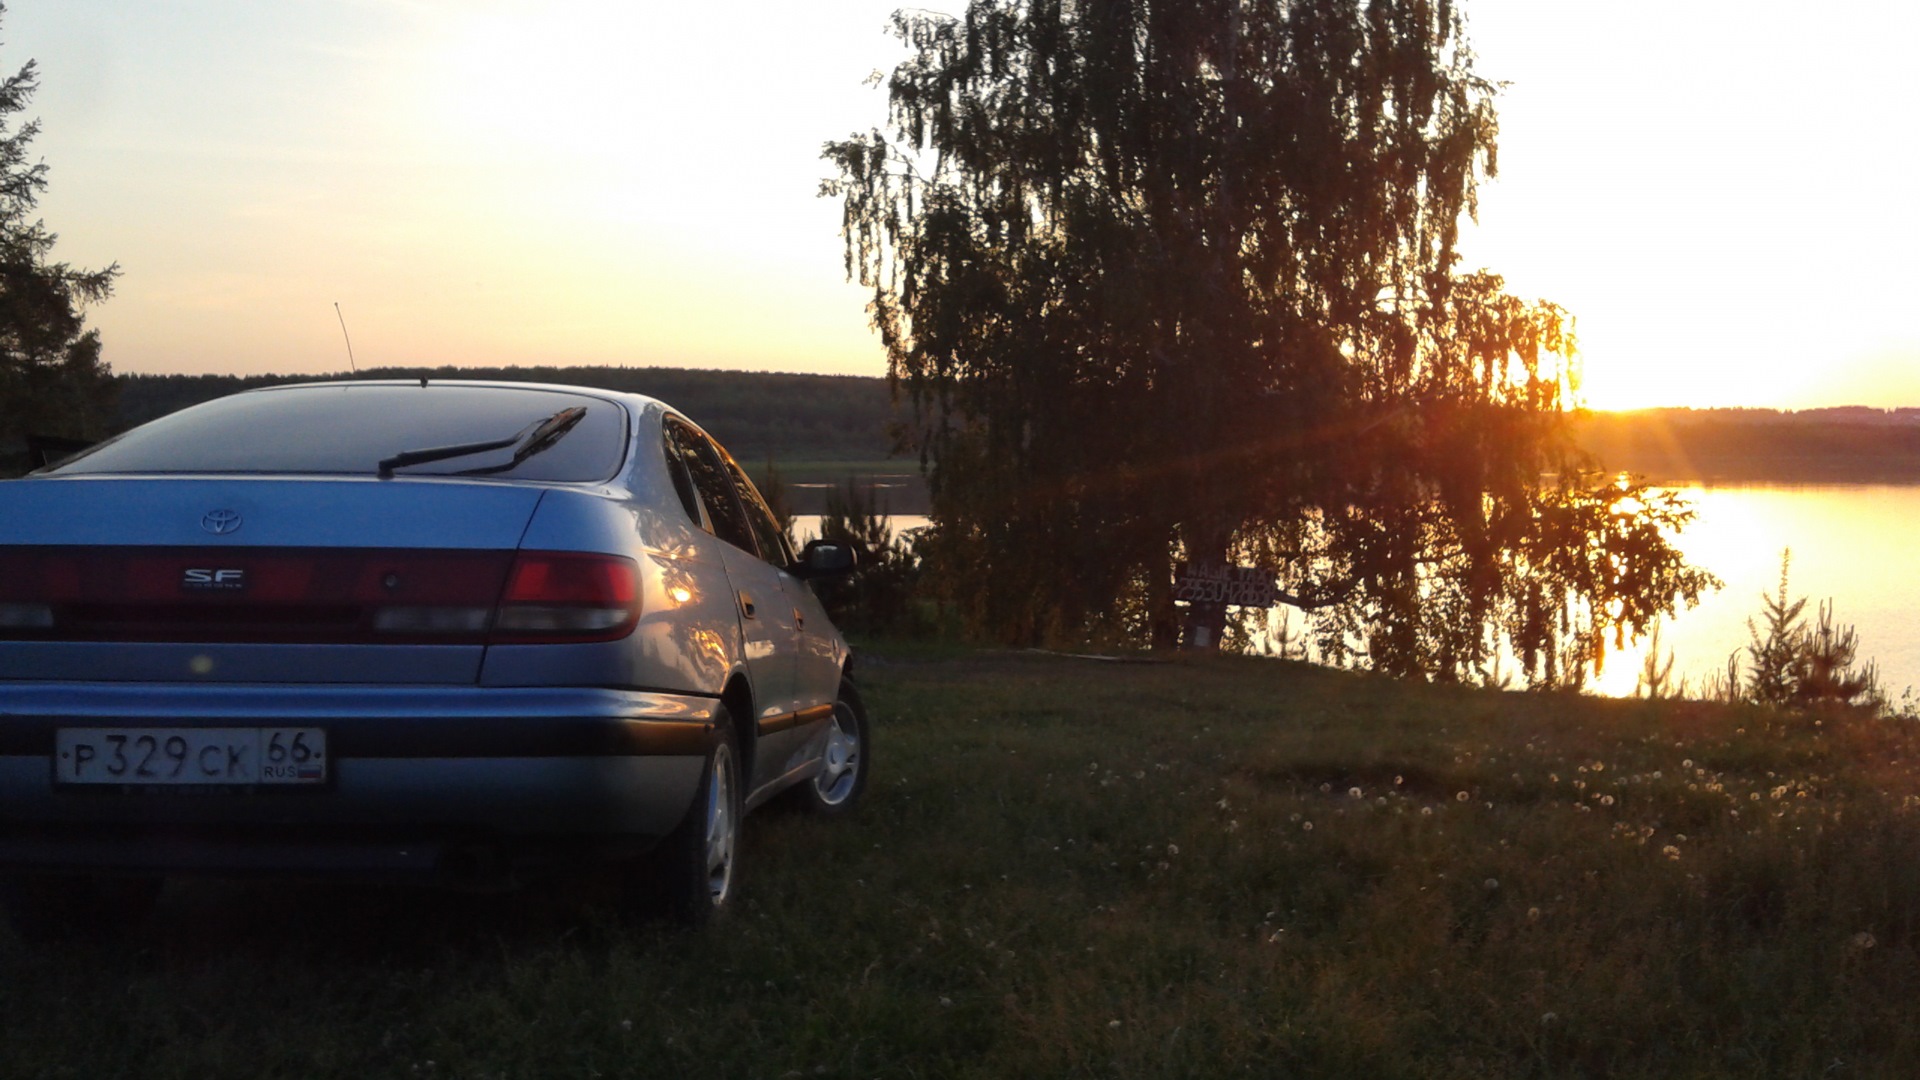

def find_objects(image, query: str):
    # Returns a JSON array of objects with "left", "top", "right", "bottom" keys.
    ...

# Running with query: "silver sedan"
[{"left": 0, "top": 380, "right": 867, "bottom": 933}]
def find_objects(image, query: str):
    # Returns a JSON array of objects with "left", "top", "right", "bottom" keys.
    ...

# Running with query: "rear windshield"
[{"left": 45, "top": 383, "right": 629, "bottom": 482}]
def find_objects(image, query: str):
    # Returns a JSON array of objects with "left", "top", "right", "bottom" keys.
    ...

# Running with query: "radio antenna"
[{"left": 333, "top": 301, "right": 358, "bottom": 374}]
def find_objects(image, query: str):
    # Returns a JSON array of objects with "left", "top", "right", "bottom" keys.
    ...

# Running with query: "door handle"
[
  {"left": 738, "top": 591, "right": 756, "bottom": 619},
  {"left": 794, "top": 608, "right": 805, "bottom": 631}
]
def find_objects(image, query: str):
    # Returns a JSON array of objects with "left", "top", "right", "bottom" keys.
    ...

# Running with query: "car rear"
[{"left": 0, "top": 382, "right": 717, "bottom": 888}]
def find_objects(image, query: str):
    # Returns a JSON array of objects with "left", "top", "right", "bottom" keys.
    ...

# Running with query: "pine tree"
[{"left": 0, "top": 2, "right": 118, "bottom": 475}]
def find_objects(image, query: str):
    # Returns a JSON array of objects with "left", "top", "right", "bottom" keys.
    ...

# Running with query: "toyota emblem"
[{"left": 200, "top": 508, "right": 243, "bottom": 535}]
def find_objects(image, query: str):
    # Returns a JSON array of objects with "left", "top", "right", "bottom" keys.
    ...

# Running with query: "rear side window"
[
  {"left": 665, "top": 418, "right": 757, "bottom": 554},
  {"left": 47, "top": 384, "right": 629, "bottom": 482},
  {"left": 724, "top": 458, "right": 792, "bottom": 567}
]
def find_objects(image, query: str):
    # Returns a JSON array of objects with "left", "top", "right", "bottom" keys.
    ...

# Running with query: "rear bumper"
[{"left": 0, "top": 682, "right": 718, "bottom": 881}]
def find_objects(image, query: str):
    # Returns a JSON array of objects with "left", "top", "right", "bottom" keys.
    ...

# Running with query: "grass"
[{"left": 8, "top": 646, "right": 1920, "bottom": 1077}]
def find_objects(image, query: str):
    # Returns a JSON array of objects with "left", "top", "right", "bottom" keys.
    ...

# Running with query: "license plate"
[{"left": 54, "top": 728, "right": 328, "bottom": 786}]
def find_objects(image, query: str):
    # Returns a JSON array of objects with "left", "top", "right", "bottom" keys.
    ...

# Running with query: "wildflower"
[
  {"left": 1319, "top": 783, "right": 1331, "bottom": 793},
  {"left": 1527, "top": 906, "right": 1541, "bottom": 921},
  {"left": 1682, "top": 759, "right": 1693, "bottom": 768},
  {"left": 1349, "top": 786, "right": 1363, "bottom": 799},
  {"left": 620, "top": 1019, "right": 633, "bottom": 1031},
  {"left": 1420, "top": 807, "right": 1433, "bottom": 817},
  {"left": 1540, "top": 1012, "right": 1558, "bottom": 1026},
  {"left": 1600, "top": 795, "right": 1614, "bottom": 807},
  {"left": 1661, "top": 845, "right": 1681, "bottom": 861},
  {"left": 1484, "top": 878, "right": 1499, "bottom": 890},
  {"left": 1394, "top": 775, "right": 1404, "bottom": 786},
  {"left": 939, "top": 997, "right": 953, "bottom": 1007},
  {"left": 1108, "top": 1020, "right": 1122, "bottom": 1029},
  {"left": 1167, "top": 843, "right": 1180, "bottom": 857},
  {"left": 1302, "top": 821, "right": 1314, "bottom": 832},
  {"left": 1456, "top": 791, "right": 1469, "bottom": 802},
  {"left": 1853, "top": 932, "right": 1878, "bottom": 951}
]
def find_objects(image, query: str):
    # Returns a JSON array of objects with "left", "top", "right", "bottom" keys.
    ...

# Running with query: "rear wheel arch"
[{"left": 721, "top": 673, "right": 756, "bottom": 789}]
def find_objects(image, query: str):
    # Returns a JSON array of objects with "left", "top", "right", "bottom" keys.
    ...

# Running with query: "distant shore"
[
  {"left": 1573, "top": 409, "right": 1920, "bottom": 485},
  {"left": 108, "top": 370, "right": 1920, "bottom": 495}
]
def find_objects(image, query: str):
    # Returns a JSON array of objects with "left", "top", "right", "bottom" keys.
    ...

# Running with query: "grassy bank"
[{"left": 7, "top": 647, "right": 1920, "bottom": 1077}]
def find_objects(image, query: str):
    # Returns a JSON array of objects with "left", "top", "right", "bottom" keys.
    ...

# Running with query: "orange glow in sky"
[{"left": 9, "top": 1, "right": 1918, "bottom": 410}]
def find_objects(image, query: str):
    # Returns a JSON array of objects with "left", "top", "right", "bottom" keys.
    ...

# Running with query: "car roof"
[{"left": 240, "top": 378, "right": 661, "bottom": 411}]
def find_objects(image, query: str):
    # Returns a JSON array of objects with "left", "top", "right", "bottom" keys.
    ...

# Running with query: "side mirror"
[{"left": 791, "top": 539, "right": 857, "bottom": 579}]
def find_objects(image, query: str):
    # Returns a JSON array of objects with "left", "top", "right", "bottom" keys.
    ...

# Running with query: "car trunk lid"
[{"left": 0, "top": 477, "right": 548, "bottom": 684}]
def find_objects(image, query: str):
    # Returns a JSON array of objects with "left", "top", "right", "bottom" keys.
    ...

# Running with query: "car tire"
[
  {"left": 794, "top": 677, "right": 870, "bottom": 817},
  {"left": 1, "top": 873, "right": 163, "bottom": 942},
  {"left": 645, "top": 706, "right": 742, "bottom": 926}
]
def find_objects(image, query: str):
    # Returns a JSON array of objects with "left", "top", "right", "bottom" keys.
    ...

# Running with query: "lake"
[
  {"left": 1578, "top": 484, "right": 1920, "bottom": 700},
  {"left": 797, "top": 484, "right": 1920, "bottom": 700}
]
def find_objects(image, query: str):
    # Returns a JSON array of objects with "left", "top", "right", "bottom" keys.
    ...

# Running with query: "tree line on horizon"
[{"left": 94, "top": 369, "right": 1920, "bottom": 485}]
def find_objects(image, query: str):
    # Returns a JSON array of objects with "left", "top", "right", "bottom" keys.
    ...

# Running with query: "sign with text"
[{"left": 1173, "top": 563, "right": 1279, "bottom": 608}]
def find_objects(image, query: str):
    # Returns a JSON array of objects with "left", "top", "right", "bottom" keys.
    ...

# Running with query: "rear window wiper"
[{"left": 376, "top": 407, "right": 589, "bottom": 479}]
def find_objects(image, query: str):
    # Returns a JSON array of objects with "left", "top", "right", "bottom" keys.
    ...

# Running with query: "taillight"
[
  {"left": 0, "top": 547, "right": 640, "bottom": 644},
  {"left": 489, "top": 552, "right": 640, "bottom": 642}
]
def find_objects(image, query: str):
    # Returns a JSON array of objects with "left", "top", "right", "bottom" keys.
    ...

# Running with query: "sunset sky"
[{"left": 8, "top": 0, "right": 1916, "bottom": 411}]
